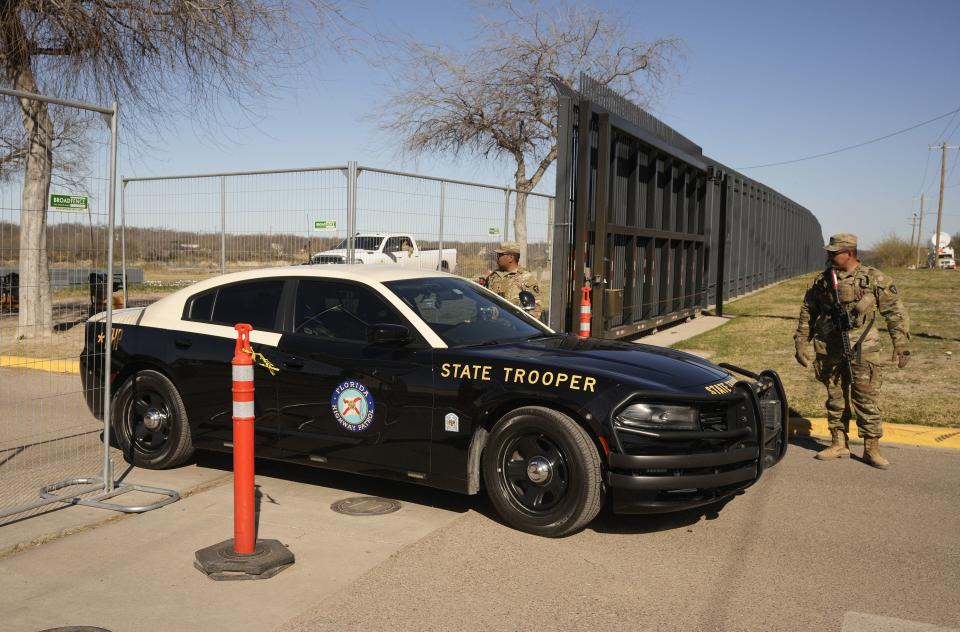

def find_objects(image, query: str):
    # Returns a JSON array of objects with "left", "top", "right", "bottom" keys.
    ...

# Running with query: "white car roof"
[
  {"left": 153, "top": 264, "right": 458, "bottom": 308},
  {"left": 138, "top": 265, "right": 462, "bottom": 348}
]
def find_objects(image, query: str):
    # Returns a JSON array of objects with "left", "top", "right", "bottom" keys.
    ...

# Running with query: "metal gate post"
[
  {"left": 549, "top": 94, "right": 573, "bottom": 332},
  {"left": 438, "top": 181, "right": 445, "bottom": 270},
  {"left": 591, "top": 113, "right": 611, "bottom": 335},
  {"left": 120, "top": 179, "right": 127, "bottom": 307},
  {"left": 347, "top": 161, "right": 358, "bottom": 263},
  {"left": 220, "top": 175, "right": 226, "bottom": 274},
  {"left": 503, "top": 189, "right": 511, "bottom": 239},
  {"left": 715, "top": 174, "right": 729, "bottom": 317},
  {"left": 570, "top": 99, "right": 592, "bottom": 332},
  {"left": 103, "top": 101, "right": 118, "bottom": 493}
]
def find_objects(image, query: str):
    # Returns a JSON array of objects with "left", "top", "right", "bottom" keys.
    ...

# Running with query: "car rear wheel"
[
  {"left": 112, "top": 369, "right": 194, "bottom": 469},
  {"left": 482, "top": 406, "right": 603, "bottom": 537}
]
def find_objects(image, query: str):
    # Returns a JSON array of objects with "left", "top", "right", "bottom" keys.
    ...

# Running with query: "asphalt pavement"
[{"left": 1, "top": 317, "right": 958, "bottom": 631}]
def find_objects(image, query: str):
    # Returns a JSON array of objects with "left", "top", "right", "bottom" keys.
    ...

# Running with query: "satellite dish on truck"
[{"left": 931, "top": 232, "right": 951, "bottom": 248}]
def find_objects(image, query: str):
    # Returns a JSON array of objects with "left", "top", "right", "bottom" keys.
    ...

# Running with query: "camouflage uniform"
[
  {"left": 794, "top": 245, "right": 910, "bottom": 439},
  {"left": 485, "top": 241, "right": 543, "bottom": 319}
]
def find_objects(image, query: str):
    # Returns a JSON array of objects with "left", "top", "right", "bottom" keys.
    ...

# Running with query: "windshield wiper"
[
  {"left": 524, "top": 332, "right": 564, "bottom": 341},
  {"left": 468, "top": 338, "right": 508, "bottom": 347}
]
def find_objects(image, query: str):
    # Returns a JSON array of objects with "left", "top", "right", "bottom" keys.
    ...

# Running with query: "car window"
[
  {"left": 384, "top": 237, "right": 403, "bottom": 253},
  {"left": 384, "top": 277, "right": 548, "bottom": 347},
  {"left": 186, "top": 290, "right": 216, "bottom": 322},
  {"left": 209, "top": 280, "right": 284, "bottom": 331},
  {"left": 334, "top": 236, "right": 383, "bottom": 250},
  {"left": 294, "top": 280, "right": 406, "bottom": 342}
]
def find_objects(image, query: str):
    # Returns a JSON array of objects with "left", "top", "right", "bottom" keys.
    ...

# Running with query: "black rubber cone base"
[{"left": 194, "top": 539, "right": 294, "bottom": 581}]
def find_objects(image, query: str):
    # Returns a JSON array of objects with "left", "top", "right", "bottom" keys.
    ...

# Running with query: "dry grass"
[{"left": 674, "top": 269, "right": 960, "bottom": 427}]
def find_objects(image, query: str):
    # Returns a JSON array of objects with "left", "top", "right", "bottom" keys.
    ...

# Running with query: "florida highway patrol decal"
[{"left": 331, "top": 380, "right": 375, "bottom": 432}]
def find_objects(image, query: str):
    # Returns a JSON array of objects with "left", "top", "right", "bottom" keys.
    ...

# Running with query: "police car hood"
[{"left": 479, "top": 335, "right": 731, "bottom": 391}]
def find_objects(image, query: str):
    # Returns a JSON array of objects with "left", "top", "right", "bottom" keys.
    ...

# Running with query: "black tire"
[
  {"left": 482, "top": 406, "right": 603, "bottom": 537},
  {"left": 111, "top": 369, "right": 194, "bottom": 469}
]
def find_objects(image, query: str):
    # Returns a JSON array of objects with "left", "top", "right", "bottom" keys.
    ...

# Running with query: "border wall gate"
[{"left": 551, "top": 75, "right": 823, "bottom": 337}]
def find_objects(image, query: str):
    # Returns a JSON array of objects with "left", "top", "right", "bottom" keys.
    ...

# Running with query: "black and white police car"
[{"left": 81, "top": 265, "right": 788, "bottom": 537}]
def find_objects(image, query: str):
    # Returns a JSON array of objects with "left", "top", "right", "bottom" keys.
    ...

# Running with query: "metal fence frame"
[
  {"left": 120, "top": 164, "right": 556, "bottom": 313},
  {"left": 0, "top": 87, "right": 177, "bottom": 522}
]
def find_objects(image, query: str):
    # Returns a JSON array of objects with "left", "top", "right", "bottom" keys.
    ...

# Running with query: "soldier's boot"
[
  {"left": 863, "top": 437, "right": 890, "bottom": 470},
  {"left": 815, "top": 428, "right": 850, "bottom": 460}
]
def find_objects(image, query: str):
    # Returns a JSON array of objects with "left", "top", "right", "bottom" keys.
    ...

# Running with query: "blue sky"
[{"left": 123, "top": 0, "right": 960, "bottom": 249}]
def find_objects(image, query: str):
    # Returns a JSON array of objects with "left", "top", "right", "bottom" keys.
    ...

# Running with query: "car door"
[
  {"left": 273, "top": 278, "right": 433, "bottom": 474},
  {"left": 171, "top": 279, "right": 285, "bottom": 456},
  {"left": 383, "top": 236, "right": 411, "bottom": 264}
]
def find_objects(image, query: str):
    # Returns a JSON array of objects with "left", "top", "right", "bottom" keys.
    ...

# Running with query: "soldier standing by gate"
[
  {"left": 794, "top": 234, "right": 911, "bottom": 469},
  {"left": 485, "top": 241, "right": 542, "bottom": 320}
]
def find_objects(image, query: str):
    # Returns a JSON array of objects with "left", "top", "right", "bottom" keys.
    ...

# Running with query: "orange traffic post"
[
  {"left": 578, "top": 285, "right": 592, "bottom": 339},
  {"left": 194, "top": 323, "right": 294, "bottom": 580},
  {"left": 232, "top": 323, "right": 256, "bottom": 555}
]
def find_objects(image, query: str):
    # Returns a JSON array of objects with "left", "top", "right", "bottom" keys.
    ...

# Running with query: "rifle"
[{"left": 828, "top": 268, "right": 855, "bottom": 379}]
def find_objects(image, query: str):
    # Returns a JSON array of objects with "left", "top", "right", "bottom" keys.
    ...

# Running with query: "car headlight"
[{"left": 615, "top": 403, "right": 699, "bottom": 431}]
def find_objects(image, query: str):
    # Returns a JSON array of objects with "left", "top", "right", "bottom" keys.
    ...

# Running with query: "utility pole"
[
  {"left": 909, "top": 213, "right": 918, "bottom": 251},
  {"left": 915, "top": 194, "right": 925, "bottom": 269},
  {"left": 929, "top": 142, "right": 960, "bottom": 264}
]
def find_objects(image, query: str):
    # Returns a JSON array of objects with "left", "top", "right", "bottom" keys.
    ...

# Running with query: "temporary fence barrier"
[
  {"left": 121, "top": 164, "right": 555, "bottom": 320},
  {"left": 0, "top": 87, "right": 176, "bottom": 525}
]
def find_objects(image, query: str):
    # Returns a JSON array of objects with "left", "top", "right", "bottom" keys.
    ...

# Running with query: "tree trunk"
[
  {"left": 12, "top": 68, "right": 55, "bottom": 339},
  {"left": 513, "top": 187, "right": 530, "bottom": 266}
]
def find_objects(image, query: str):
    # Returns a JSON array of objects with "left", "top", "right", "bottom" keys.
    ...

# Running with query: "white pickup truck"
[{"left": 310, "top": 233, "right": 457, "bottom": 272}]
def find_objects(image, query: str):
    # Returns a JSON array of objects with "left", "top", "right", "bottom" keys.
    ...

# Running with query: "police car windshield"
[{"left": 384, "top": 278, "right": 549, "bottom": 347}]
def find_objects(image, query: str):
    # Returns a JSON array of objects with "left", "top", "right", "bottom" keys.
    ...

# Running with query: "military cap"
[
  {"left": 496, "top": 241, "right": 521, "bottom": 254},
  {"left": 824, "top": 233, "right": 857, "bottom": 252}
]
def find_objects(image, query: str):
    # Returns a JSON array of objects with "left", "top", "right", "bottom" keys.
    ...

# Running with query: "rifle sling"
[{"left": 852, "top": 316, "right": 876, "bottom": 363}]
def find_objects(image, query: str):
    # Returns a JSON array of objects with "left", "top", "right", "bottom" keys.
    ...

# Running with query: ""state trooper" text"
[{"left": 439, "top": 363, "right": 596, "bottom": 392}]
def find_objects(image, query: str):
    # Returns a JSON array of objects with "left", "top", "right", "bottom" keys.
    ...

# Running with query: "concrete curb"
[
  {"left": 0, "top": 355, "right": 79, "bottom": 373},
  {"left": 790, "top": 417, "right": 960, "bottom": 450}
]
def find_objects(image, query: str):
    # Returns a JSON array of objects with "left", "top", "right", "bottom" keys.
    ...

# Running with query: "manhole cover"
[{"left": 331, "top": 496, "right": 401, "bottom": 516}]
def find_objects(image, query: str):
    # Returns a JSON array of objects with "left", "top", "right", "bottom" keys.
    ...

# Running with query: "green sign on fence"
[
  {"left": 313, "top": 220, "right": 337, "bottom": 231},
  {"left": 488, "top": 228, "right": 500, "bottom": 236},
  {"left": 50, "top": 194, "right": 89, "bottom": 211}
]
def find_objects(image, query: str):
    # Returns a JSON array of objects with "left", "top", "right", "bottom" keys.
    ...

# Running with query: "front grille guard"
[
  {"left": 606, "top": 365, "right": 789, "bottom": 484},
  {"left": 722, "top": 363, "right": 790, "bottom": 466}
]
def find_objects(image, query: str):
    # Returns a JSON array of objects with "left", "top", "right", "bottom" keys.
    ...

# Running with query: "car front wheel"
[
  {"left": 111, "top": 369, "right": 194, "bottom": 469},
  {"left": 482, "top": 406, "right": 603, "bottom": 537}
]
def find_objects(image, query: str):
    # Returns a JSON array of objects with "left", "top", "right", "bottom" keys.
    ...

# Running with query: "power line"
[
  {"left": 737, "top": 105, "right": 960, "bottom": 170},
  {"left": 916, "top": 106, "right": 960, "bottom": 195}
]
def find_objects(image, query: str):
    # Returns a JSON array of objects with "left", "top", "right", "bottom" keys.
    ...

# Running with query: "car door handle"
[
  {"left": 284, "top": 357, "right": 304, "bottom": 369},
  {"left": 174, "top": 337, "right": 192, "bottom": 349}
]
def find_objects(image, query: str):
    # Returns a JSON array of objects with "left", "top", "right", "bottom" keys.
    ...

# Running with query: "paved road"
[
  {"left": 1, "top": 360, "right": 958, "bottom": 630},
  {"left": 280, "top": 441, "right": 960, "bottom": 632}
]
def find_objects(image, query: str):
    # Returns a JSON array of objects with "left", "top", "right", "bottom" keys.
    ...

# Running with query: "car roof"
[{"left": 158, "top": 264, "right": 458, "bottom": 302}]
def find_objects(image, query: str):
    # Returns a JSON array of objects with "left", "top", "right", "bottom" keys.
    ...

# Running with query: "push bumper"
[{"left": 607, "top": 367, "right": 789, "bottom": 514}]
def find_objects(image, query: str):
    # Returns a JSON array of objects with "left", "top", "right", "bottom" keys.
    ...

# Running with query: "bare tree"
[
  {"left": 0, "top": 1, "right": 347, "bottom": 338},
  {"left": 378, "top": 0, "right": 681, "bottom": 264}
]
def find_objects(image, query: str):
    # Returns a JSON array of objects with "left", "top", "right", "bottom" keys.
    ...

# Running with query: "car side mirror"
[
  {"left": 367, "top": 323, "right": 411, "bottom": 345},
  {"left": 518, "top": 290, "right": 536, "bottom": 311}
]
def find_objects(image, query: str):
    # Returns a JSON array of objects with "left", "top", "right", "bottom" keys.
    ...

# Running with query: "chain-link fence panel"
[
  {"left": 0, "top": 92, "right": 115, "bottom": 522},
  {"left": 123, "top": 165, "right": 556, "bottom": 319},
  {"left": 122, "top": 167, "right": 349, "bottom": 300},
  {"left": 356, "top": 166, "right": 554, "bottom": 318}
]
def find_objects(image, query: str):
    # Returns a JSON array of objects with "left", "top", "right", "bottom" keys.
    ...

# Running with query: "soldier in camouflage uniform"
[
  {"left": 794, "top": 233, "right": 911, "bottom": 469},
  {"left": 485, "top": 241, "right": 543, "bottom": 320}
]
